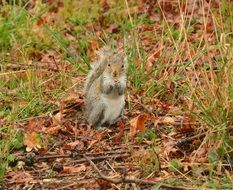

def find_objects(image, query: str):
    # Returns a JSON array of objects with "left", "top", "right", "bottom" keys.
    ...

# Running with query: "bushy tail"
[{"left": 84, "top": 46, "right": 113, "bottom": 95}]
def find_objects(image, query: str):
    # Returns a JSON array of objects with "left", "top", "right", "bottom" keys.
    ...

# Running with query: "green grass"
[
  {"left": 0, "top": 126, "right": 24, "bottom": 182},
  {"left": 0, "top": 0, "right": 233, "bottom": 188}
]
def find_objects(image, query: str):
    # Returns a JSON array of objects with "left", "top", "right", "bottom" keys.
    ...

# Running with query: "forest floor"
[{"left": 0, "top": 0, "right": 233, "bottom": 189}]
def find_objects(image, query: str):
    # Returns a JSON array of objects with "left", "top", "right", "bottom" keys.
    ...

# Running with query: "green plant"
[
  {"left": 190, "top": 10, "right": 233, "bottom": 167},
  {"left": 0, "top": 127, "right": 24, "bottom": 182},
  {"left": 136, "top": 128, "right": 157, "bottom": 143},
  {"left": 168, "top": 159, "right": 182, "bottom": 172}
]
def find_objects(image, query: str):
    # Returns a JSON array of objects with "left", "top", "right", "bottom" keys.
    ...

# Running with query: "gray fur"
[{"left": 84, "top": 48, "right": 127, "bottom": 128}]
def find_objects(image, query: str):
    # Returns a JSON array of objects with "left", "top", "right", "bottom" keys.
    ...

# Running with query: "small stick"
[
  {"left": 68, "top": 153, "right": 130, "bottom": 165},
  {"left": 84, "top": 155, "right": 190, "bottom": 189},
  {"left": 174, "top": 133, "right": 206, "bottom": 147},
  {"left": 2, "top": 63, "right": 62, "bottom": 72},
  {"left": 57, "top": 182, "right": 76, "bottom": 190},
  {"left": 16, "top": 154, "right": 70, "bottom": 162},
  {"left": 16, "top": 149, "right": 131, "bottom": 164}
]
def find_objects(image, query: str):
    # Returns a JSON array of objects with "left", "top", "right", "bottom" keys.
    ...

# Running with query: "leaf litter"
[{"left": 2, "top": 0, "right": 231, "bottom": 189}]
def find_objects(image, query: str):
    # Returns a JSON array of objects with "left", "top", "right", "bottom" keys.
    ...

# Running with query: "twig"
[
  {"left": 174, "top": 133, "right": 206, "bottom": 147},
  {"left": 68, "top": 153, "right": 130, "bottom": 166},
  {"left": 0, "top": 70, "right": 27, "bottom": 76},
  {"left": 1, "top": 63, "right": 62, "bottom": 72},
  {"left": 16, "top": 154, "right": 70, "bottom": 163},
  {"left": 16, "top": 149, "right": 131, "bottom": 164},
  {"left": 85, "top": 149, "right": 130, "bottom": 156},
  {"left": 84, "top": 155, "right": 191, "bottom": 190},
  {"left": 57, "top": 182, "right": 76, "bottom": 190}
]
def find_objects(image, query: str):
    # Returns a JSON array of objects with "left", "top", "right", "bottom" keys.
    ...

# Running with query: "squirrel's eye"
[
  {"left": 108, "top": 64, "right": 111, "bottom": 67},
  {"left": 121, "top": 65, "right": 124, "bottom": 68}
]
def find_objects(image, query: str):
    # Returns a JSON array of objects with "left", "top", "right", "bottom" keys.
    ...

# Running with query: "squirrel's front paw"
[
  {"left": 114, "top": 82, "right": 119, "bottom": 88},
  {"left": 115, "top": 83, "right": 125, "bottom": 95},
  {"left": 103, "top": 84, "right": 113, "bottom": 94},
  {"left": 115, "top": 82, "right": 122, "bottom": 89}
]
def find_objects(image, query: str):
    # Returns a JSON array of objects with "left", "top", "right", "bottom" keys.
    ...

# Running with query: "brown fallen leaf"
[
  {"left": 162, "top": 116, "right": 175, "bottom": 125},
  {"left": 24, "top": 132, "right": 42, "bottom": 152},
  {"left": 162, "top": 138, "right": 184, "bottom": 159},
  {"left": 113, "top": 119, "right": 126, "bottom": 143},
  {"left": 177, "top": 113, "right": 195, "bottom": 133},
  {"left": 45, "top": 125, "right": 63, "bottom": 135},
  {"left": 96, "top": 178, "right": 112, "bottom": 189},
  {"left": 51, "top": 112, "right": 63, "bottom": 125},
  {"left": 63, "top": 164, "right": 86, "bottom": 173},
  {"left": 94, "top": 130, "right": 109, "bottom": 142},
  {"left": 129, "top": 114, "right": 152, "bottom": 139},
  {"left": 63, "top": 140, "right": 85, "bottom": 150},
  {"left": 87, "top": 139, "right": 98, "bottom": 150},
  {"left": 7, "top": 171, "right": 33, "bottom": 183},
  {"left": 27, "top": 119, "right": 44, "bottom": 133},
  {"left": 88, "top": 39, "right": 100, "bottom": 61}
]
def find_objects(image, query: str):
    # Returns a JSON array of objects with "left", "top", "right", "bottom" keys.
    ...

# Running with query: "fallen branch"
[
  {"left": 68, "top": 153, "right": 130, "bottom": 165},
  {"left": 16, "top": 154, "right": 70, "bottom": 163},
  {"left": 174, "top": 133, "right": 206, "bottom": 147},
  {"left": 84, "top": 155, "right": 191, "bottom": 190},
  {"left": 1, "top": 63, "right": 62, "bottom": 72},
  {"left": 57, "top": 182, "right": 76, "bottom": 190},
  {"left": 16, "top": 148, "right": 131, "bottom": 165}
]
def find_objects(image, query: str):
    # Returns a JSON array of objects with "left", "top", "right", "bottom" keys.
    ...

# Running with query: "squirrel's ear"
[
  {"left": 117, "top": 50, "right": 128, "bottom": 68},
  {"left": 119, "top": 52, "right": 128, "bottom": 68}
]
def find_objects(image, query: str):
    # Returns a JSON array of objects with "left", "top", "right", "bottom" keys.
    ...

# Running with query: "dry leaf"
[
  {"left": 113, "top": 120, "right": 125, "bottom": 143},
  {"left": 96, "top": 179, "right": 112, "bottom": 189},
  {"left": 162, "top": 138, "right": 184, "bottom": 159},
  {"left": 177, "top": 113, "right": 195, "bottom": 133},
  {"left": 27, "top": 119, "right": 43, "bottom": 133},
  {"left": 45, "top": 125, "right": 63, "bottom": 135},
  {"left": 63, "top": 164, "right": 86, "bottom": 173},
  {"left": 87, "top": 139, "right": 99, "bottom": 150},
  {"left": 163, "top": 116, "right": 175, "bottom": 125},
  {"left": 24, "top": 132, "right": 42, "bottom": 152},
  {"left": 63, "top": 140, "right": 84, "bottom": 150},
  {"left": 129, "top": 114, "right": 151, "bottom": 139},
  {"left": 7, "top": 171, "right": 33, "bottom": 183},
  {"left": 52, "top": 112, "right": 62, "bottom": 125}
]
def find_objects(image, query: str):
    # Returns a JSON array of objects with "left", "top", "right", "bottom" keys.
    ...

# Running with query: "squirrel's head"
[{"left": 105, "top": 53, "right": 127, "bottom": 82}]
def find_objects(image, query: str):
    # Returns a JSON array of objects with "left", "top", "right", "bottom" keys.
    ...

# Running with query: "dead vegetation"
[{"left": 0, "top": 0, "right": 233, "bottom": 189}]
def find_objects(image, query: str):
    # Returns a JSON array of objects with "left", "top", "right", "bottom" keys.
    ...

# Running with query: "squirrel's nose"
[{"left": 113, "top": 71, "right": 117, "bottom": 77}]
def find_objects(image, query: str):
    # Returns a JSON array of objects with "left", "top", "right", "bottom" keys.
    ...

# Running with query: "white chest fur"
[{"left": 102, "top": 93, "right": 125, "bottom": 124}]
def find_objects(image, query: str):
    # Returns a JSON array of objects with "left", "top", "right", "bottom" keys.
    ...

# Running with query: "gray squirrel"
[{"left": 84, "top": 47, "right": 128, "bottom": 128}]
